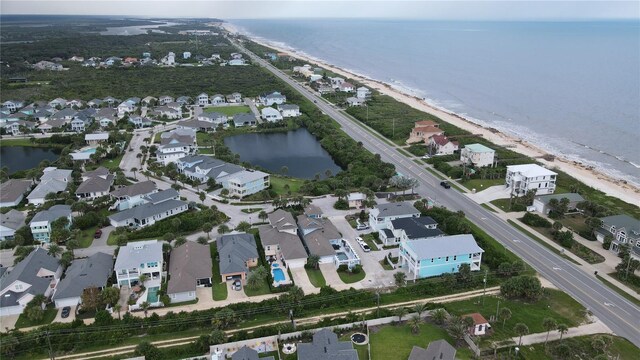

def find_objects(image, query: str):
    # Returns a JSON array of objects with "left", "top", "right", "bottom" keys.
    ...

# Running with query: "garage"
[{"left": 54, "top": 296, "right": 80, "bottom": 309}]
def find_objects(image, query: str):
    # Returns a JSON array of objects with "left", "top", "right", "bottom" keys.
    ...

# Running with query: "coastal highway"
[{"left": 234, "top": 40, "right": 640, "bottom": 347}]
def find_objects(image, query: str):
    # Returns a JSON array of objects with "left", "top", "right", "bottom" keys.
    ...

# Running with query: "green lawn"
[
  {"left": 304, "top": 267, "right": 326, "bottom": 288},
  {"left": 209, "top": 244, "right": 228, "bottom": 301},
  {"left": 204, "top": 105, "right": 250, "bottom": 116},
  {"left": 339, "top": 333, "right": 369, "bottom": 360},
  {"left": 480, "top": 203, "right": 498, "bottom": 213},
  {"left": 369, "top": 322, "right": 472, "bottom": 360},
  {"left": 559, "top": 214, "right": 591, "bottom": 237},
  {"left": 519, "top": 334, "right": 639, "bottom": 360},
  {"left": 527, "top": 223, "right": 605, "bottom": 264},
  {"left": 270, "top": 175, "right": 305, "bottom": 195},
  {"left": 362, "top": 233, "right": 380, "bottom": 251},
  {"left": 443, "top": 289, "right": 586, "bottom": 344},
  {"left": 490, "top": 198, "right": 524, "bottom": 212},
  {"left": 15, "top": 307, "right": 58, "bottom": 329},
  {"left": 507, "top": 220, "right": 581, "bottom": 265},
  {"left": 243, "top": 279, "right": 272, "bottom": 297},
  {"left": 97, "top": 154, "right": 124, "bottom": 172},
  {"left": 75, "top": 225, "right": 98, "bottom": 248},
  {"left": 338, "top": 269, "right": 366, "bottom": 284},
  {"left": 462, "top": 178, "right": 505, "bottom": 192}
]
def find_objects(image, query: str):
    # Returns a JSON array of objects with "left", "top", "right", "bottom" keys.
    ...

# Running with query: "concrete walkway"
[
  {"left": 290, "top": 267, "right": 320, "bottom": 295},
  {"left": 512, "top": 320, "right": 612, "bottom": 346},
  {"left": 466, "top": 185, "right": 511, "bottom": 204}
]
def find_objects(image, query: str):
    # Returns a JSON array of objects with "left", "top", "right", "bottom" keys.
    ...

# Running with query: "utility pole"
[
  {"left": 482, "top": 269, "right": 488, "bottom": 306},
  {"left": 376, "top": 290, "right": 380, "bottom": 318},
  {"left": 289, "top": 309, "right": 295, "bottom": 331},
  {"left": 495, "top": 300, "right": 501, "bottom": 322},
  {"left": 46, "top": 330, "right": 55, "bottom": 360}
]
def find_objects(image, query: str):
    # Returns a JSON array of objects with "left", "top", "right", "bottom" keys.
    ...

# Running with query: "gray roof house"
[
  {"left": 408, "top": 340, "right": 456, "bottom": 360},
  {"left": 0, "top": 209, "right": 26, "bottom": 241},
  {"left": 110, "top": 180, "right": 158, "bottom": 211},
  {"left": 0, "top": 248, "right": 62, "bottom": 316},
  {"left": 231, "top": 346, "right": 275, "bottom": 360},
  {"left": 297, "top": 215, "right": 341, "bottom": 259},
  {"left": 114, "top": 240, "right": 164, "bottom": 287},
  {"left": 52, "top": 252, "right": 114, "bottom": 308},
  {"left": 0, "top": 179, "right": 33, "bottom": 207},
  {"left": 27, "top": 167, "right": 72, "bottom": 205},
  {"left": 108, "top": 189, "right": 188, "bottom": 228},
  {"left": 596, "top": 214, "right": 640, "bottom": 258},
  {"left": 532, "top": 193, "right": 586, "bottom": 215},
  {"left": 75, "top": 167, "right": 115, "bottom": 200},
  {"left": 29, "top": 205, "right": 73, "bottom": 243},
  {"left": 217, "top": 233, "right": 259, "bottom": 282},
  {"left": 379, "top": 216, "right": 444, "bottom": 246},
  {"left": 167, "top": 242, "right": 212, "bottom": 303},
  {"left": 297, "top": 328, "right": 359, "bottom": 360},
  {"left": 259, "top": 211, "right": 308, "bottom": 269},
  {"left": 233, "top": 113, "right": 257, "bottom": 127},
  {"left": 369, "top": 202, "right": 420, "bottom": 231}
]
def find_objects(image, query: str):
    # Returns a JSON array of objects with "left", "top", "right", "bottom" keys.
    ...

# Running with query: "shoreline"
[{"left": 222, "top": 22, "right": 640, "bottom": 206}]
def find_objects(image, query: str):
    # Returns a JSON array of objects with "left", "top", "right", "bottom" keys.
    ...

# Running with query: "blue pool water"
[
  {"left": 272, "top": 263, "right": 279, "bottom": 268},
  {"left": 272, "top": 268, "right": 286, "bottom": 282},
  {"left": 147, "top": 287, "right": 160, "bottom": 303},
  {"left": 336, "top": 252, "right": 348, "bottom": 261},
  {"left": 82, "top": 148, "right": 97, "bottom": 154}
]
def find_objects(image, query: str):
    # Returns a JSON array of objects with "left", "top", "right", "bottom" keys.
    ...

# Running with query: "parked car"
[
  {"left": 61, "top": 306, "right": 71, "bottom": 318},
  {"left": 359, "top": 242, "right": 371, "bottom": 252},
  {"left": 94, "top": 229, "right": 103, "bottom": 239},
  {"left": 422, "top": 154, "right": 431, "bottom": 159},
  {"left": 232, "top": 280, "right": 242, "bottom": 291},
  {"left": 440, "top": 181, "right": 451, "bottom": 189},
  {"left": 356, "top": 223, "right": 369, "bottom": 230},
  {"left": 355, "top": 236, "right": 364, "bottom": 243}
]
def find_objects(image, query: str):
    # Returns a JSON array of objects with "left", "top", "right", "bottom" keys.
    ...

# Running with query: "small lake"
[
  {"left": 224, "top": 128, "right": 342, "bottom": 179},
  {"left": 1, "top": 146, "right": 60, "bottom": 174},
  {"left": 99, "top": 21, "right": 180, "bottom": 36}
]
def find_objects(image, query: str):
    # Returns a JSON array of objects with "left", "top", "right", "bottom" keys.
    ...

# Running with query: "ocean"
[{"left": 231, "top": 19, "right": 640, "bottom": 186}]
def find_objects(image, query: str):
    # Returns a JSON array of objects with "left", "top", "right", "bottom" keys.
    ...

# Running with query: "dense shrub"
[
  {"left": 127, "top": 208, "right": 227, "bottom": 241},
  {"left": 521, "top": 212, "right": 552, "bottom": 228},
  {"left": 500, "top": 275, "right": 542, "bottom": 300}
]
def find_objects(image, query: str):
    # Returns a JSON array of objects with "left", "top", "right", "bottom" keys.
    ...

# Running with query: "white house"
[
  {"left": 428, "top": 135, "right": 459, "bottom": 155},
  {"left": 505, "top": 164, "right": 557, "bottom": 197},
  {"left": 260, "top": 92, "right": 286, "bottom": 106},
  {"left": 356, "top": 87, "right": 371, "bottom": 99},
  {"left": 210, "top": 94, "right": 226, "bottom": 106},
  {"left": 108, "top": 189, "right": 188, "bottom": 228},
  {"left": 369, "top": 202, "right": 420, "bottom": 231},
  {"left": 464, "top": 313, "right": 491, "bottom": 336},
  {"left": 0, "top": 248, "right": 62, "bottom": 316},
  {"left": 156, "top": 128, "right": 197, "bottom": 165},
  {"left": 261, "top": 107, "right": 283, "bottom": 122},
  {"left": 114, "top": 240, "right": 163, "bottom": 287},
  {"left": 75, "top": 167, "right": 114, "bottom": 200},
  {"left": 378, "top": 216, "right": 444, "bottom": 246},
  {"left": 339, "top": 82, "right": 355, "bottom": 93},
  {"left": 197, "top": 93, "right": 209, "bottom": 106},
  {"left": 228, "top": 59, "right": 246, "bottom": 66},
  {"left": 346, "top": 97, "right": 366, "bottom": 107},
  {"left": 329, "top": 77, "right": 345, "bottom": 88},
  {"left": 158, "top": 96, "right": 174, "bottom": 105},
  {"left": 117, "top": 101, "right": 136, "bottom": 117},
  {"left": 85, "top": 133, "right": 109, "bottom": 145},
  {"left": 0, "top": 210, "right": 26, "bottom": 241},
  {"left": 278, "top": 104, "right": 301, "bottom": 117},
  {"left": 110, "top": 180, "right": 158, "bottom": 211},
  {"left": 27, "top": 167, "right": 72, "bottom": 206},
  {"left": 460, "top": 143, "right": 495, "bottom": 168},
  {"left": 183, "top": 51, "right": 191, "bottom": 59},
  {"left": 2, "top": 100, "right": 24, "bottom": 113},
  {"left": 259, "top": 209, "right": 308, "bottom": 269}
]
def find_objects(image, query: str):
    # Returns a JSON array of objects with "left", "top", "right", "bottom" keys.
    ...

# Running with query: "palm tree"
[
  {"left": 202, "top": 222, "right": 213, "bottom": 239},
  {"left": 139, "top": 274, "right": 149, "bottom": 287},
  {"left": 513, "top": 323, "right": 529, "bottom": 346},
  {"left": 413, "top": 303, "right": 428, "bottom": 319},
  {"left": 500, "top": 307, "right": 512, "bottom": 328},
  {"left": 113, "top": 303, "right": 122, "bottom": 320},
  {"left": 431, "top": 308, "right": 447, "bottom": 325},
  {"left": 557, "top": 323, "right": 569, "bottom": 342},
  {"left": 306, "top": 254, "right": 320, "bottom": 270},
  {"left": 393, "top": 307, "right": 409, "bottom": 323},
  {"left": 141, "top": 301, "right": 150, "bottom": 318},
  {"left": 394, "top": 271, "right": 407, "bottom": 287},
  {"left": 197, "top": 236, "right": 209, "bottom": 245},
  {"left": 131, "top": 167, "right": 138, "bottom": 180},
  {"left": 47, "top": 244, "right": 62, "bottom": 257},
  {"left": 258, "top": 210, "right": 268, "bottom": 222},
  {"left": 408, "top": 315, "right": 422, "bottom": 334},
  {"left": 542, "top": 317, "right": 558, "bottom": 346},
  {"left": 217, "top": 224, "right": 230, "bottom": 234}
]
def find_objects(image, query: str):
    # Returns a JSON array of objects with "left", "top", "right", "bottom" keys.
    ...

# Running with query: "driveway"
[
  {"left": 227, "top": 282, "right": 249, "bottom": 302},
  {"left": 52, "top": 305, "right": 77, "bottom": 324},
  {"left": 319, "top": 263, "right": 352, "bottom": 290},
  {"left": 466, "top": 185, "right": 511, "bottom": 204},
  {"left": 0, "top": 314, "right": 20, "bottom": 332},
  {"left": 290, "top": 267, "right": 319, "bottom": 295}
]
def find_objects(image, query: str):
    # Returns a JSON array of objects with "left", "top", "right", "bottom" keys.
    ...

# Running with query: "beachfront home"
[
  {"left": 261, "top": 107, "right": 283, "bottom": 122},
  {"left": 27, "top": 167, "right": 73, "bottom": 206},
  {"left": 52, "top": 252, "right": 113, "bottom": 309},
  {"left": 378, "top": 216, "right": 444, "bottom": 246},
  {"left": 297, "top": 328, "right": 359, "bottom": 360},
  {"left": 0, "top": 210, "right": 26, "bottom": 241},
  {"left": 176, "top": 155, "right": 270, "bottom": 198},
  {"left": 0, "top": 179, "right": 33, "bottom": 207},
  {"left": 260, "top": 91, "right": 286, "bottom": 106},
  {"left": 428, "top": 135, "right": 459, "bottom": 155},
  {"left": 368, "top": 202, "right": 420, "bottom": 231},
  {"left": 399, "top": 234, "right": 484, "bottom": 279},
  {"left": 258, "top": 210, "right": 308, "bottom": 269},
  {"left": 505, "top": 164, "right": 557, "bottom": 196},
  {"left": 595, "top": 215, "right": 640, "bottom": 259},
  {"left": 346, "top": 97, "right": 366, "bottom": 107},
  {"left": 110, "top": 180, "right": 158, "bottom": 211},
  {"left": 532, "top": 193, "right": 585, "bottom": 215},
  {"left": 0, "top": 248, "right": 62, "bottom": 317},
  {"left": 156, "top": 128, "right": 197, "bottom": 165},
  {"left": 108, "top": 189, "right": 188, "bottom": 228},
  {"left": 75, "top": 167, "right": 115, "bottom": 200},
  {"left": 278, "top": 104, "right": 301, "bottom": 117},
  {"left": 167, "top": 242, "right": 212, "bottom": 303},
  {"left": 114, "top": 240, "right": 163, "bottom": 287},
  {"left": 409, "top": 340, "right": 456, "bottom": 360},
  {"left": 217, "top": 233, "right": 259, "bottom": 283},
  {"left": 460, "top": 143, "right": 495, "bottom": 168},
  {"left": 329, "top": 77, "right": 345, "bottom": 88},
  {"left": 356, "top": 87, "right": 371, "bottom": 99},
  {"left": 339, "top": 82, "right": 355, "bottom": 93},
  {"left": 406, "top": 120, "right": 444, "bottom": 144},
  {"left": 84, "top": 133, "right": 109, "bottom": 145},
  {"left": 29, "top": 205, "right": 73, "bottom": 243}
]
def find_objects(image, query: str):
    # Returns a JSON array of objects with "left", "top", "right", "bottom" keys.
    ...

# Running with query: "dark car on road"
[
  {"left": 61, "top": 306, "right": 71, "bottom": 318},
  {"left": 94, "top": 229, "right": 103, "bottom": 239},
  {"left": 232, "top": 280, "right": 242, "bottom": 291},
  {"left": 440, "top": 181, "right": 451, "bottom": 189}
]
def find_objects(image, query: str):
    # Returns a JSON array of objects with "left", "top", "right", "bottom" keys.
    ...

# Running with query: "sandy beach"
[{"left": 222, "top": 23, "right": 639, "bottom": 206}]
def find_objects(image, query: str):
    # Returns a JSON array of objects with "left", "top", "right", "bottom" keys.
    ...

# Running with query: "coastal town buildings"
[
  {"left": 460, "top": 143, "right": 496, "bottom": 168},
  {"left": 52, "top": 252, "right": 113, "bottom": 308},
  {"left": 0, "top": 210, "right": 26, "bottom": 241},
  {"left": 0, "top": 179, "right": 33, "bottom": 207},
  {"left": 27, "top": 167, "right": 72, "bottom": 206},
  {"left": 156, "top": 128, "right": 197, "bottom": 165},
  {"left": 428, "top": 134, "right": 459, "bottom": 155},
  {"left": 217, "top": 233, "right": 259, "bottom": 283}
]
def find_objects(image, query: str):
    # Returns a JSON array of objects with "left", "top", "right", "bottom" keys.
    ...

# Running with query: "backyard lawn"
[
  {"left": 209, "top": 244, "right": 228, "bottom": 301},
  {"left": 304, "top": 267, "right": 326, "bottom": 288},
  {"left": 243, "top": 279, "right": 272, "bottom": 297},
  {"left": 518, "top": 334, "right": 638, "bottom": 360},
  {"left": 462, "top": 178, "right": 505, "bottom": 192},
  {"left": 75, "top": 225, "right": 98, "bottom": 248},
  {"left": 338, "top": 269, "right": 366, "bottom": 284},
  {"left": 204, "top": 105, "right": 250, "bottom": 116},
  {"left": 270, "top": 175, "right": 305, "bottom": 195},
  {"left": 369, "top": 322, "right": 473, "bottom": 360},
  {"left": 443, "top": 289, "right": 586, "bottom": 345},
  {"left": 15, "top": 306, "right": 58, "bottom": 329},
  {"left": 490, "top": 198, "right": 524, "bottom": 212}
]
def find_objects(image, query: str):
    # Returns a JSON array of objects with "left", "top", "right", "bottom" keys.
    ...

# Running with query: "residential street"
[{"left": 236, "top": 41, "right": 640, "bottom": 348}]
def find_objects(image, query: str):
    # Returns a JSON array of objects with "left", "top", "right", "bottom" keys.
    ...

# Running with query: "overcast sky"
[{"left": 1, "top": 1, "right": 638, "bottom": 20}]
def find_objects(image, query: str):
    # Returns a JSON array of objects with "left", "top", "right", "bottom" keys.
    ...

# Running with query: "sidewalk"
[{"left": 512, "top": 319, "right": 611, "bottom": 346}]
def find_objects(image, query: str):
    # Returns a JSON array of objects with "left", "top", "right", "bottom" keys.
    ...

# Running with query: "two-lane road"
[{"left": 235, "top": 41, "right": 640, "bottom": 347}]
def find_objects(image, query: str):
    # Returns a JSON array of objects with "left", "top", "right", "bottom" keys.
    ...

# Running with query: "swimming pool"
[
  {"left": 336, "top": 252, "right": 348, "bottom": 261},
  {"left": 147, "top": 286, "right": 160, "bottom": 303},
  {"left": 272, "top": 263, "right": 280, "bottom": 268},
  {"left": 81, "top": 147, "right": 97, "bottom": 154},
  {"left": 272, "top": 268, "right": 286, "bottom": 282}
]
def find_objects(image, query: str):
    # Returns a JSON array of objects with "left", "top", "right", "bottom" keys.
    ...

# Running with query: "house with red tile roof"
[
  {"left": 428, "top": 134, "right": 459, "bottom": 155},
  {"left": 464, "top": 313, "right": 490, "bottom": 336},
  {"left": 406, "top": 120, "right": 444, "bottom": 144}
]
